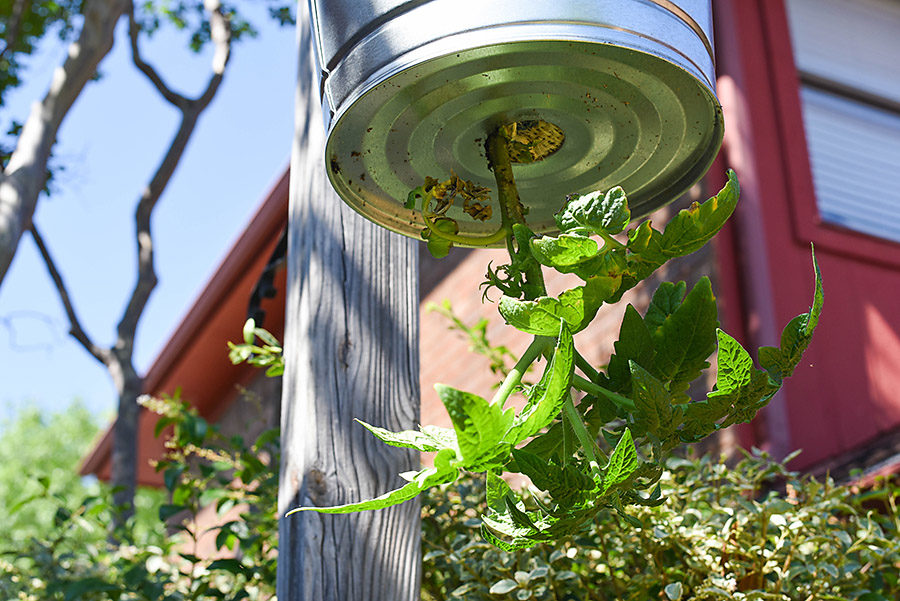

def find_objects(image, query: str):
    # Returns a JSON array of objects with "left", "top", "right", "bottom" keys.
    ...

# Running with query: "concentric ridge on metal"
[{"left": 310, "top": 0, "right": 724, "bottom": 245}]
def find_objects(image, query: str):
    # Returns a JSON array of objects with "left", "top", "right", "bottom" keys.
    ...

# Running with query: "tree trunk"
[
  {"left": 109, "top": 358, "right": 142, "bottom": 528},
  {"left": 276, "top": 5, "right": 422, "bottom": 600},
  {"left": 0, "top": 0, "right": 128, "bottom": 286}
]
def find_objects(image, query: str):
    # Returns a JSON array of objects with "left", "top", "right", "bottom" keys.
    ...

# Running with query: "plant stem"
[
  {"left": 574, "top": 351, "right": 600, "bottom": 382},
  {"left": 491, "top": 336, "right": 552, "bottom": 407},
  {"left": 572, "top": 375, "right": 636, "bottom": 412},
  {"left": 422, "top": 211, "right": 509, "bottom": 246},
  {"left": 487, "top": 129, "right": 527, "bottom": 228},
  {"left": 486, "top": 128, "right": 547, "bottom": 299},
  {"left": 562, "top": 396, "right": 603, "bottom": 471},
  {"left": 598, "top": 230, "right": 626, "bottom": 251}
]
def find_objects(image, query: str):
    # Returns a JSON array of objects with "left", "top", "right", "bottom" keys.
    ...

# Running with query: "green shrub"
[
  {"left": 421, "top": 450, "right": 900, "bottom": 601},
  {"left": 0, "top": 394, "right": 278, "bottom": 601}
]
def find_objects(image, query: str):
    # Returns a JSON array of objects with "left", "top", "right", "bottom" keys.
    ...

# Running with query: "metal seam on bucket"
[
  {"left": 324, "top": 21, "right": 716, "bottom": 133},
  {"left": 318, "top": 0, "right": 434, "bottom": 74},
  {"left": 316, "top": 1, "right": 714, "bottom": 80},
  {"left": 651, "top": 0, "right": 714, "bottom": 64},
  {"left": 318, "top": 5, "right": 717, "bottom": 113},
  {"left": 327, "top": 24, "right": 716, "bottom": 134}
]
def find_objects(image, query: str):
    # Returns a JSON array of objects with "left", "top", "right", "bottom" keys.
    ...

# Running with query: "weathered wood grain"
[{"left": 277, "top": 4, "right": 421, "bottom": 600}]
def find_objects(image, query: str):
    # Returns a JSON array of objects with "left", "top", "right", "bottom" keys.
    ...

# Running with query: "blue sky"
[{"left": 0, "top": 7, "right": 297, "bottom": 422}]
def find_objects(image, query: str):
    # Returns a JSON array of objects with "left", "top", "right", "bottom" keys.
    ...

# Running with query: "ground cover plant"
[
  {"left": 420, "top": 451, "right": 900, "bottom": 601},
  {"left": 290, "top": 126, "right": 825, "bottom": 551}
]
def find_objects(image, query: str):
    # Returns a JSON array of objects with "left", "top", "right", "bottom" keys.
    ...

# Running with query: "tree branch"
[
  {"left": 115, "top": 0, "right": 233, "bottom": 350},
  {"left": 30, "top": 224, "right": 109, "bottom": 365},
  {"left": 126, "top": 3, "right": 189, "bottom": 109},
  {"left": 196, "top": 0, "right": 231, "bottom": 105},
  {"left": 0, "top": 0, "right": 32, "bottom": 64},
  {"left": 0, "top": 0, "right": 129, "bottom": 285}
]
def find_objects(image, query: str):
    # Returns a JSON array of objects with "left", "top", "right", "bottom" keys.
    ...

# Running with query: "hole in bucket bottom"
[{"left": 504, "top": 120, "right": 565, "bottom": 163}]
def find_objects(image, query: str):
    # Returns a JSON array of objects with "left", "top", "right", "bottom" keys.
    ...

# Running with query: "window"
[{"left": 785, "top": 0, "right": 900, "bottom": 244}]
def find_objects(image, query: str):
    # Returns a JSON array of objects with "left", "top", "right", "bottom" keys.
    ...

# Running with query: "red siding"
[{"left": 715, "top": 0, "right": 900, "bottom": 469}]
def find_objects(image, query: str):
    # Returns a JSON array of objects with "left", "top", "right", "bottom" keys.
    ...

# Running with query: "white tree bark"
[
  {"left": 0, "top": 0, "right": 129, "bottom": 285},
  {"left": 277, "top": 4, "right": 422, "bottom": 599}
]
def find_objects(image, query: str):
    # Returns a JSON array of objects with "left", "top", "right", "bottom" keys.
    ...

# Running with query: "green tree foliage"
[
  {"left": 0, "top": 401, "right": 162, "bottom": 546},
  {"left": 0, "top": 0, "right": 292, "bottom": 168},
  {"left": 0, "top": 0, "right": 81, "bottom": 105},
  {"left": 0, "top": 401, "right": 102, "bottom": 545}
]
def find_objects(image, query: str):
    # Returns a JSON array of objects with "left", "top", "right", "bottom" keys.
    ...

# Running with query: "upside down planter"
[{"left": 309, "top": 0, "right": 723, "bottom": 244}]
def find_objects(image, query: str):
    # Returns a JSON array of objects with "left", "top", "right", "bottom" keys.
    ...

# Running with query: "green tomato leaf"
[
  {"left": 650, "top": 277, "right": 718, "bottom": 400},
  {"left": 511, "top": 449, "right": 594, "bottom": 507},
  {"left": 355, "top": 419, "right": 455, "bottom": 452},
  {"left": 644, "top": 281, "right": 688, "bottom": 335},
  {"left": 530, "top": 233, "right": 600, "bottom": 268},
  {"left": 480, "top": 522, "right": 537, "bottom": 551},
  {"left": 509, "top": 449, "right": 556, "bottom": 492},
  {"left": 419, "top": 424, "right": 459, "bottom": 450},
  {"left": 499, "top": 280, "right": 611, "bottom": 336},
  {"left": 485, "top": 474, "right": 540, "bottom": 532},
  {"left": 682, "top": 330, "right": 778, "bottom": 440},
  {"left": 498, "top": 296, "right": 561, "bottom": 336},
  {"left": 423, "top": 217, "right": 458, "bottom": 259},
  {"left": 659, "top": 170, "right": 738, "bottom": 257},
  {"left": 556, "top": 187, "right": 631, "bottom": 235},
  {"left": 288, "top": 448, "right": 458, "bottom": 514},
  {"left": 437, "top": 384, "right": 514, "bottom": 466},
  {"left": 601, "top": 429, "right": 639, "bottom": 494},
  {"left": 606, "top": 304, "right": 655, "bottom": 393},
  {"left": 570, "top": 248, "right": 627, "bottom": 286},
  {"left": 559, "top": 283, "right": 603, "bottom": 331},
  {"left": 759, "top": 247, "right": 823, "bottom": 381},
  {"left": 481, "top": 479, "right": 549, "bottom": 550},
  {"left": 629, "top": 362, "right": 683, "bottom": 439},
  {"left": 712, "top": 329, "right": 756, "bottom": 395},
  {"left": 506, "top": 324, "right": 574, "bottom": 444},
  {"left": 625, "top": 220, "right": 666, "bottom": 280},
  {"left": 406, "top": 185, "right": 426, "bottom": 210},
  {"left": 486, "top": 470, "right": 515, "bottom": 512}
]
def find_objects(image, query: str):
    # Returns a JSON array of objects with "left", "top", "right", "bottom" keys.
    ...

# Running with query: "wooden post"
[{"left": 277, "top": 5, "right": 421, "bottom": 599}]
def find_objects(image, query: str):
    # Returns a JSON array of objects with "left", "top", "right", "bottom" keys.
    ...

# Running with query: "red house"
[{"left": 82, "top": 0, "right": 900, "bottom": 485}]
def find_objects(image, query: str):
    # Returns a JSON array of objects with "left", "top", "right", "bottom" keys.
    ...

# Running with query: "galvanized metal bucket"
[{"left": 309, "top": 0, "right": 723, "bottom": 245}]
